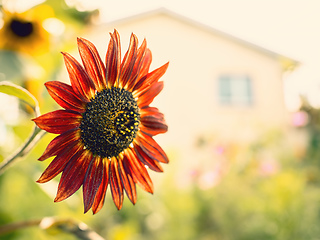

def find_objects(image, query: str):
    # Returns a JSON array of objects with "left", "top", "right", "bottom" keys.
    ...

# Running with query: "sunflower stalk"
[
  {"left": 0, "top": 126, "right": 45, "bottom": 175},
  {"left": 0, "top": 81, "right": 44, "bottom": 174},
  {"left": 0, "top": 217, "right": 105, "bottom": 240}
]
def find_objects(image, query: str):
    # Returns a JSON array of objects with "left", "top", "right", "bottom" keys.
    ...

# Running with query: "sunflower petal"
[
  {"left": 140, "top": 110, "right": 168, "bottom": 136},
  {"left": 109, "top": 159, "right": 124, "bottom": 210},
  {"left": 134, "top": 62, "right": 169, "bottom": 97},
  {"left": 118, "top": 156, "right": 137, "bottom": 204},
  {"left": 140, "top": 106, "right": 164, "bottom": 116},
  {"left": 78, "top": 37, "right": 106, "bottom": 91},
  {"left": 37, "top": 142, "right": 82, "bottom": 183},
  {"left": 126, "top": 39, "right": 147, "bottom": 91},
  {"left": 83, "top": 156, "right": 104, "bottom": 213},
  {"left": 123, "top": 149, "right": 153, "bottom": 194},
  {"left": 92, "top": 159, "right": 110, "bottom": 214},
  {"left": 45, "top": 81, "right": 85, "bottom": 112},
  {"left": 134, "top": 145, "right": 163, "bottom": 172},
  {"left": 38, "top": 129, "right": 81, "bottom": 161},
  {"left": 137, "top": 81, "right": 164, "bottom": 107},
  {"left": 132, "top": 49, "right": 152, "bottom": 91},
  {"left": 33, "top": 109, "right": 82, "bottom": 134},
  {"left": 62, "top": 52, "right": 95, "bottom": 102},
  {"left": 54, "top": 149, "right": 92, "bottom": 202},
  {"left": 119, "top": 33, "right": 138, "bottom": 88},
  {"left": 138, "top": 48, "right": 152, "bottom": 78},
  {"left": 136, "top": 132, "right": 169, "bottom": 163},
  {"left": 106, "top": 30, "right": 121, "bottom": 87}
]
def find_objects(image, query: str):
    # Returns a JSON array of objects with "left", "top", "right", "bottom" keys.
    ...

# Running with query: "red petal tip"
[
  {"left": 54, "top": 196, "right": 62, "bottom": 202},
  {"left": 77, "top": 37, "right": 85, "bottom": 43}
]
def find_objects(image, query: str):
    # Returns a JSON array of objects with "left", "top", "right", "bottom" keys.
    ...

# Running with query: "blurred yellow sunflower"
[{"left": 0, "top": 4, "right": 53, "bottom": 55}]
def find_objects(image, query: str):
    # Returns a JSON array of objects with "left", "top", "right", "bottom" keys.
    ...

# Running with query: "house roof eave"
[{"left": 104, "top": 7, "right": 300, "bottom": 71}]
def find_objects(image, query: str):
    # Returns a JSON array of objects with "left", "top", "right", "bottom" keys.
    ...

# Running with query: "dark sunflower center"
[
  {"left": 80, "top": 87, "right": 140, "bottom": 158},
  {"left": 9, "top": 19, "right": 34, "bottom": 37}
]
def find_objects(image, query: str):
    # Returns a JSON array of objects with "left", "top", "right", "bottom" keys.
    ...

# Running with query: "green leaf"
[{"left": 0, "top": 81, "right": 40, "bottom": 116}]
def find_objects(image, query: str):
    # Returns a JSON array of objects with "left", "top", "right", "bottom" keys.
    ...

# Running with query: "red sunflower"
[{"left": 33, "top": 30, "right": 169, "bottom": 214}]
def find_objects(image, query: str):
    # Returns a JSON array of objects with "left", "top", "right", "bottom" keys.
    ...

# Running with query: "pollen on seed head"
[{"left": 79, "top": 87, "right": 140, "bottom": 158}]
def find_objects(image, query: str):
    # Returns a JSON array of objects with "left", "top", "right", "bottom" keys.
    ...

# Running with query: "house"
[{"left": 85, "top": 8, "right": 299, "bottom": 170}]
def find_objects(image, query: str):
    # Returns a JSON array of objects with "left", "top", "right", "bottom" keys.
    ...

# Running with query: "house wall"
[{"left": 86, "top": 12, "right": 289, "bottom": 167}]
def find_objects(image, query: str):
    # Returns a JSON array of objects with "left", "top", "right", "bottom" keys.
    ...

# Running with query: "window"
[{"left": 218, "top": 75, "right": 253, "bottom": 106}]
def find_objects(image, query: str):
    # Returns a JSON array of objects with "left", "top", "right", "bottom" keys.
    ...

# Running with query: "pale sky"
[{"left": 82, "top": 0, "right": 320, "bottom": 110}]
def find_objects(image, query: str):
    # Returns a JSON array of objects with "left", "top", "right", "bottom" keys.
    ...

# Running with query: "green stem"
[
  {"left": 0, "top": 217, "right": 105, "bottom": 240},
  {"left": 0, "top": 126, "right": 46, "bottom": 175},
  {"left": 0, "top": 219, "right": 41, "bottom": 235}
]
